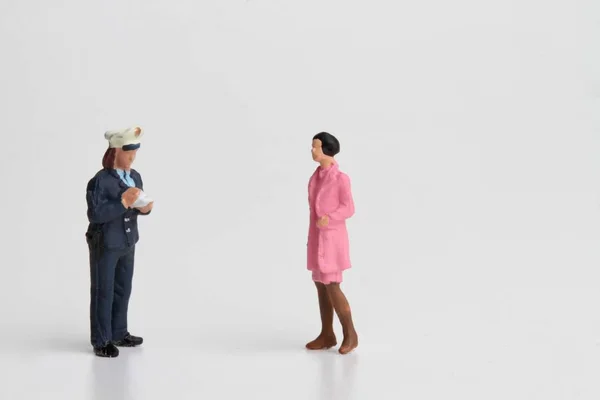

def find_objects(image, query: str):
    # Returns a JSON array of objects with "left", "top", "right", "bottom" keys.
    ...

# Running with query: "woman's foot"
[
  {"left": 113, "top": 333, "right": 143, "bottom": 347},
  {"left": 306, "top": 332, "right": 337, "bottom": 350},
  {"left": 338, "top": 331, "right": 358, "bottom": 354},
  {"left": 93, "top": 343, "right": 119, "bottom": 358}
]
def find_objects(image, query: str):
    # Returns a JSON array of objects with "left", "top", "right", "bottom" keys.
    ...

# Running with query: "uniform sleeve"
[
  {"left": 327, "top": 174, "right": 355, "bottom": 221},
  {"left": 133, "top": 171, "right": 151, "bottom": 216},
  {"left": 86, "top": 176, "right": 127, "bottom": 224}
]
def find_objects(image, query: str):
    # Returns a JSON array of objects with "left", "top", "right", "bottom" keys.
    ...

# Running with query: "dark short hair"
[
  {"left": 313, "top": 132, "right": 340, "bottom": 157},
  {"left": 102, "top": 147, "right": 115, "bottom": 169}
]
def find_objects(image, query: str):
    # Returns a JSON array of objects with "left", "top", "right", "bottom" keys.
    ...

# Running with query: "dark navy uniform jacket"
[{"left": 86, "top": 168, "right": 151, "bottom": 250}]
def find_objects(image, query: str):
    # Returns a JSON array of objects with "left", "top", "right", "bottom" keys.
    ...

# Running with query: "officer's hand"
[
  {"left": 121, "top": 187, "right": 141, "bottom": 208},
  {"left": 137, "top": 201, "right": 153, "bottom": 213}
]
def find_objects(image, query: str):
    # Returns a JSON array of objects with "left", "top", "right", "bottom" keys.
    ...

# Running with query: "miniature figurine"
[
  {"left": 85, "top": 126, "right": 153, "bottom": 358},
  {"left": 305, "top": 132, "right": 358, "bottom": 355}
]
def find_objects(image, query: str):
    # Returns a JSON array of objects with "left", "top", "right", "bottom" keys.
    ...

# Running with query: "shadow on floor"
[
  {"left": 192, "top": 333, "right": 310, "bottom": 354},
  {"left": 36, "top": 336, "right": 91, "bottom": 355}
]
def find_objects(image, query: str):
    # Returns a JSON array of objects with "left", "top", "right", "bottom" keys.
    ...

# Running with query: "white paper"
[{"left": 131, "top": 191, "right": 153, "bottom": 208}]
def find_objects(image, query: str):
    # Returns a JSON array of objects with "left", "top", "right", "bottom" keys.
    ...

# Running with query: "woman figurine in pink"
[{"left": 306, "top": 132, "right": 358, "bottom": 355}]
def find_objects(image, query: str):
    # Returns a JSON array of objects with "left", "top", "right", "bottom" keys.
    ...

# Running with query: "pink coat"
[{"left": 307, "top": 162, "right": 355, "bottom": 274}]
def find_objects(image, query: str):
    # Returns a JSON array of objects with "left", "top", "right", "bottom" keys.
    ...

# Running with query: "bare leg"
[
  {"left": 326, "top": 283, "right": 358, "bottom": 354},
  {"left": 306, "top": 282, "right": 337, "bottom": 350}
]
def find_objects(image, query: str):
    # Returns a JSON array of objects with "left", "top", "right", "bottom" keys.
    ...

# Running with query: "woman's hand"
[
  {"left": 317, "top": 215, "right": 329, "bottom": 228},
  {"left": 121, "top": 187, "right": 141, "bottom": 208}
]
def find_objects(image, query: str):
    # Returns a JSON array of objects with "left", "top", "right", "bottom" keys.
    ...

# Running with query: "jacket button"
[
  {"left": 126, "top": 228, "right": 131, "bottom": 232},
  {"left": 124, "top": 218, "right": 130, "bottom": 222}
]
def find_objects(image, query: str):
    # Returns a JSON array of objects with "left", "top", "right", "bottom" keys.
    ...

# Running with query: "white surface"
[
  {"left": 1, "top": 0, "right": 600, "bottom": 399},
  {"left": 131, "top": 191, "right": 153, "bottom": 208}
]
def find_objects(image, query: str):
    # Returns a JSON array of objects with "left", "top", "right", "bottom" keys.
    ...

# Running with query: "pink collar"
[{"left": 318, "top": 161, "right": 337, "bottom": 176}]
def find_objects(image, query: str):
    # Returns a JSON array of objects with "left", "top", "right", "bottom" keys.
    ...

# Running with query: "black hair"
[{"left": 313, "top": 132, "right": 340, "bottom": 157}]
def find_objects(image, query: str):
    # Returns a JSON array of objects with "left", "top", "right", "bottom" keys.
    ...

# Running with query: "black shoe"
[
  {"left": 93, "top": 343, "right": 119, "bottom": 357},
  {"left": 114, "top": 333, "right": 143, "bottom": 347}
]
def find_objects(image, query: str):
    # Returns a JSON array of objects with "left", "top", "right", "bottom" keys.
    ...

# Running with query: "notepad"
[{"left": 131, "top": 191, "right": 153, "bottom": 208}]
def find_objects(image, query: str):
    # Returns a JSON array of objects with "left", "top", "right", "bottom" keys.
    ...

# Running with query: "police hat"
[{"left": 104, "top": 126, "right": 143, "bottom": 150}]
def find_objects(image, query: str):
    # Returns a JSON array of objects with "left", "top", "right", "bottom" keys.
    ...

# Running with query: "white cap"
[{"left": 104, "top": 126, "right": 143, "bottom": 149}]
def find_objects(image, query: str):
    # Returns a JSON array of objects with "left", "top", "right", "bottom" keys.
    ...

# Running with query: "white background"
[{"left": 1, "top": 0, "right": 599, "bottom": 398}]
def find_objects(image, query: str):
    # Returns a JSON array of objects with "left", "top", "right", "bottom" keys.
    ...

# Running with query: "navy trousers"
[{"left": 88, "top": 237, "right": 136, "bottom": 348}]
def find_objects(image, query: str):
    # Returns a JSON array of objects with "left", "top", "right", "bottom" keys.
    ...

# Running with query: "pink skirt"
[{"left": 312, "top": 269, "right": 343, "bottom": 285}]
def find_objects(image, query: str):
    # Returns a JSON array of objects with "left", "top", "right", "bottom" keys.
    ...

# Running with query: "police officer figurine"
[{"left": 85, "top": 126, "right": 153, "bottom": 357}]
